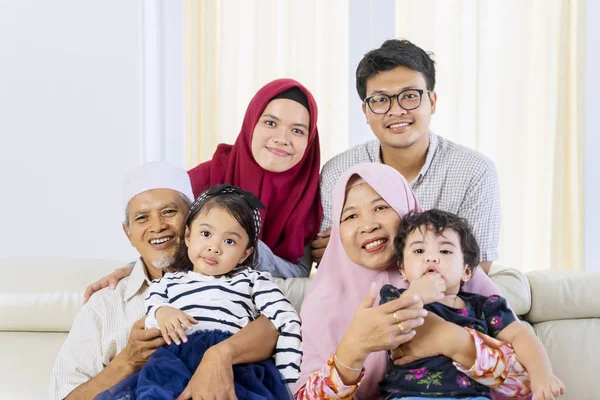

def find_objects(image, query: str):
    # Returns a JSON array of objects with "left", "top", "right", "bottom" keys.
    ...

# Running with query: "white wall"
[
  {"left": 585, "top": 0, "right": 600, "bottom": 272},
  {"left": 0, "top": 0, "right": 143, "bottom": 262}
]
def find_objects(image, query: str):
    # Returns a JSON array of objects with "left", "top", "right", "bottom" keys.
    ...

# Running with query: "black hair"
[
  {"left": 355, "top": 39, "right": 436, "bottom": 100},
  {"left": 172, "top": 190, "right": 260, "bottom": 275},
  {"left": 394, "top": 209, "right": 480, "bottom": 275}
]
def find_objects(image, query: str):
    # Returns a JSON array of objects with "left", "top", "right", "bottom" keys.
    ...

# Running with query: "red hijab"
[{"left": 188, "top": 79, "right": 322, "bottom": 263}]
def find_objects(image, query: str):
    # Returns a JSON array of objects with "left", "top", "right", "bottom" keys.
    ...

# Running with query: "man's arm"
[
  {"left": 457, "top": 159, "right": 501, "bottom": 273},
  {"left": 64, "top": 356, "right": 135, "bottom": 400},
  {"left": 311, "top": 166, "right": 337, "bottom": 262},
  {"left": 176, "top": 314, "right": 279, "bottom": 400}
]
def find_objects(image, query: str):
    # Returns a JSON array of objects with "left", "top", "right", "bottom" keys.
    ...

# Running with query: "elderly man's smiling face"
[{"left": 123, "top": 188, "right": 189, "bottom": 270}]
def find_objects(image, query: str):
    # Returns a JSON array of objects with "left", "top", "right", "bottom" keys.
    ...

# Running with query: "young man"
[{"left": 312, "top": 39, "right": 500, "bottom": 273}]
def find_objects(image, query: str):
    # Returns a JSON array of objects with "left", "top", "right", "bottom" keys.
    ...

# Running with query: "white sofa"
[{"left": 1, "top": 258, "right": 599, "bottom": 399}]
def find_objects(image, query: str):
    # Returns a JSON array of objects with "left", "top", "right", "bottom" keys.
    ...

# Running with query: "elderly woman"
[{"left": 295, "top": 163, "right": 530, "bottom": 399}]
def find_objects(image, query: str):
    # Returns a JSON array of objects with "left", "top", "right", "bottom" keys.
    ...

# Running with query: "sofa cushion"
[
  {"left": 0, "top": 331, "right": 67, "bottom": 398},
  {"left": 534, "top": 319, "right": 600, "bottom": 400},
  {"left": 526, "top": 270, "right": 600, "bottom": 323}
]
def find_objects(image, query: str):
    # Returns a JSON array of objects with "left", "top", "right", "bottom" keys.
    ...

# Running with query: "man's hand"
[
  {"left": 404, "top": 273, "right": 446, "bottom": 304},
  {"left": 83, "top": 265, "right": 134, "bottom": 303},
  {"left": 176, "top": 344, "right": 237, "bottom": 400},
  {"left": 155, "top": 307, "right": 198, "bottom": 345},
  {"left": 311, "top": 228, "right": 331, "bottom": 263},
  {"left": 116, "top": 317, "right": 166, "bottom": 371}
]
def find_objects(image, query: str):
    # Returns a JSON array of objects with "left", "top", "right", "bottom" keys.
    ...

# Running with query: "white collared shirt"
[{"left": 49, "top": 259, "right": 151, "bottom": 400}]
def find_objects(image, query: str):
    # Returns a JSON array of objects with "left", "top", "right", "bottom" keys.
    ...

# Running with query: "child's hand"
[
  {"left": 532, "top": 373, "right": 565, "bottom": 400},
  {"left": 404, "top": 273, "right": 445, "bottom": 304},
  {"left": 155, "top": 306, "right": 198, "bottom": 345}
]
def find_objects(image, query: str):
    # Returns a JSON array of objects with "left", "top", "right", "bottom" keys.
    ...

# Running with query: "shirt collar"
[
  {"left": 370, "top": 131, "right": 439, "bottom": 183},
  {"left": 416, "top": 131, "right": 439, "bottom": 182},
  {"left": 124, "top": 258, "right": 153, "bottom": 301}
]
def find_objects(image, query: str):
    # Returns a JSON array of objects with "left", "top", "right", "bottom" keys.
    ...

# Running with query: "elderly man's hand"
[
  {"left": 176, "top": 344, "right": 237, "bottom": 400},
  {"left": 311, "top": 228, "right": 331, "bottom": 264},
  {"left": 116, "top": 317, "right": 166, "bottom": 371}
]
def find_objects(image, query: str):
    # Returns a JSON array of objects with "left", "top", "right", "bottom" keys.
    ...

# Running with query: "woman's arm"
[
  {"left": 393, "top": 313, "right": 532, "bottom": 398},
  {"left": 83, "top": 263, "right": 135, "bottom": 303},
  {"left": 496, "top": 322, "right": 564, "bottom": 398},
  {"left": 295, "top": 288, "right": 427, "bottom": 399}
]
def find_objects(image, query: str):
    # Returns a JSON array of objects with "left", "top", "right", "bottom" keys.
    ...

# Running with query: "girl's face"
[
  {"left": 400, "top": 226, "right": 472, "bottom": 295},
  {"left": 250, "top": 98, "right": 310, "bottom": 173},
  {"left": 339, "top": 179, "right": 400, "bottom": 270},
  {"left": 185, "top": 206, "right": 253, "bottom": 277}
]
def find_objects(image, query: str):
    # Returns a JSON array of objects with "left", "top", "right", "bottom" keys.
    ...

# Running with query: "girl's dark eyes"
[
  {"left": 225, "top": 238, "right": 235, "bottom": 245},
  {"left": 265, "top": 120, "right": 276, "bottom": 127},
  {"left": 413, "top": 249, "right": 424, "bottom": 254},
  {"left": 440, "top": 250, "right": 453, "bottom": 254},
  {"left": 201, "top": 231, "right": 211, "bottom": 237}
]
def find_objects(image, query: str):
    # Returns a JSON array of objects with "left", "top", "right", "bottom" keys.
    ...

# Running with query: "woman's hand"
[
  {"left": 339, "top": 283, "right": 427, "bottom": 365},
  {"left": 155, "top": 307, "right": 198, "bottom": 345},
  {"left": 392, "top": 312, "right": 463, "bottom": 365},
  {"left": 83, "top": 265, "right": 134, "bottom": 303}
]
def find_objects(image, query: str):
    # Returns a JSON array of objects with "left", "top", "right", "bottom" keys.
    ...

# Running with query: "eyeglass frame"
[{"left": 363, "top": 88, "right": 431, "bottom": 115}]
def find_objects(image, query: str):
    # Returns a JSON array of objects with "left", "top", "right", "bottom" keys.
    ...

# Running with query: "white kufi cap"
[{"left": 122, "top": 162, "right": 195, "bottom": 212}]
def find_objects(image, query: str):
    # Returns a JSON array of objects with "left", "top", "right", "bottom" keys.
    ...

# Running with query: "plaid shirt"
[{"left": 319, "top": 132, "right": 500, "bottom": 262}]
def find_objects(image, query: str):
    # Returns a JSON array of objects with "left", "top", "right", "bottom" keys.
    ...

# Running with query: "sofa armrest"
[
  {"left": 0, "top": 257, "right": 123, "bottom": 332},
  {"left": 489, "top": 265, "right": 531, "bottom": 316},
  {"left": 526, "top": 270, "right": 600, "bottom": 323}
]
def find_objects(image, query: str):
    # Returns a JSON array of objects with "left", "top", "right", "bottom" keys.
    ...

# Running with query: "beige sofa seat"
[{"left": 1, "top": 258, "right": 599, "bottom": 399}]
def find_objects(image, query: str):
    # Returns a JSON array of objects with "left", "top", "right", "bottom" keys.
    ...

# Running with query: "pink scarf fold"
[{"left": 296, "top": 162, "right": 506, "bottom": 399}]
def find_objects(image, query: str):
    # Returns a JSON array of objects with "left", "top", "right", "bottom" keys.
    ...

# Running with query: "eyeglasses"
[{"left": 364, "top": 89, "right": 430, "bottom": 115}]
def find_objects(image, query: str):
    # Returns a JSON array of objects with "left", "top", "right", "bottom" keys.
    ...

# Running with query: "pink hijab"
[{"left": 296, "top": 162, "right": 507, "bottom": 399}]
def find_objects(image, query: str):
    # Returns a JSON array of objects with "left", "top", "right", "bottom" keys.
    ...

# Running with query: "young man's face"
[{"left": 362, "top": 65, "right": 437, "bottom": 151}]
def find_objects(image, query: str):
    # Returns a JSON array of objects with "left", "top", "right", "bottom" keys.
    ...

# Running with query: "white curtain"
[
  {"left": 395, "top": 0, "right": 585, "bottom": 271},
  {"left": 185, "top": 0, "right": 349, "bottom": 169}
]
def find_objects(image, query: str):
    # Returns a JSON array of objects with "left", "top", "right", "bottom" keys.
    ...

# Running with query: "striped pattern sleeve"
[
  {"left": 144, "top": 277, "right": 171, "bottom": 330},
  {"left": 250, "top": 271, "right": 302, "bottom": 383}
]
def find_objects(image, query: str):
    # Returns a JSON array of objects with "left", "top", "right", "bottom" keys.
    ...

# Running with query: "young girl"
[
  {"left": 380, "top": 209, "right": 564, "bottom": 400},
  {"left": 100, "top": 184, "right": 301, "bottom": 400}
]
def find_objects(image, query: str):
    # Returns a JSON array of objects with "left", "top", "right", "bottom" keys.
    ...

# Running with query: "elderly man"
[{"left": 50, "top": 162, "right": 279, "bottom": 400}]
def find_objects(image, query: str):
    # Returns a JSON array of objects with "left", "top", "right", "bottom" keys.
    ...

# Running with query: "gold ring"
[
  {"left": 397, "top": 346, "right": 404, "bottom": 357},
  {"left": 393, "top": 312, "right": 400, "bottom": 324},
  {"left": 398, "top": 322, "right": 405, "bottom": 333}
]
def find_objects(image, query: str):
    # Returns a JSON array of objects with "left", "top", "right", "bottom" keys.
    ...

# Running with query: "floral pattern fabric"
[{"left": 378, "top": 285, "right": 521, "bottom": 399}]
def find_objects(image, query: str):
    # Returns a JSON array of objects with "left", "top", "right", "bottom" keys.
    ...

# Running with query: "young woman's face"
[
  {"left": 185, "top": 206, "right": 253, "bottom": 277},
  {"left": 339, "top": 179, "right": 400, "bottom": 270},
  {"left": 251, "top": 98, "right": 310, "bottom": 173}
]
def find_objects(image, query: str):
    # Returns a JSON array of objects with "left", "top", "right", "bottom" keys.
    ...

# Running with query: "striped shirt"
[
  {"left": 144, "top": 269, "right": 302, "bottom": 383},
  {"left": 49, "top": 258, "right": 151, "bottom": 400},
  {"left": 319, "top": 132, "right": 501, "bottom": 262}
]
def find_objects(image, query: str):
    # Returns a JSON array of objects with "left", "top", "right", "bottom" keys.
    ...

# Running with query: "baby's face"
[
  {"left": 401, "top": 226, "right": 471, "bottom": 293},
  {"left": 185, "top": 207, "right": 252, "bottom": 277}
]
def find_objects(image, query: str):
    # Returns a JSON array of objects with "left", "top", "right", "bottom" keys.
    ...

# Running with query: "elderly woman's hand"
[
  {"left": 336, "top": 283, "right": 427, "bottom": 368},
  {"left": 392, "top": 312, "right": 476, "bottom": 367}
]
